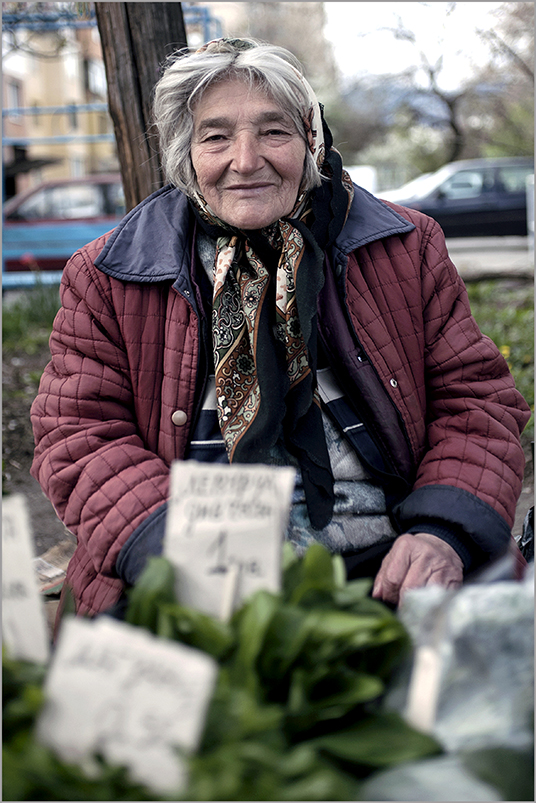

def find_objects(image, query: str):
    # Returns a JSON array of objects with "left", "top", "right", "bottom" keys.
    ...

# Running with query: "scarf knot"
[{"left": 197, "top": 209, "right": 336, "bottom": 530}]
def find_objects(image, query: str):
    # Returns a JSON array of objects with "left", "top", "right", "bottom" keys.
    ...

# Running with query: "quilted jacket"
[{"left": 30, "top": 185, "right": 531, "bottom": 617}]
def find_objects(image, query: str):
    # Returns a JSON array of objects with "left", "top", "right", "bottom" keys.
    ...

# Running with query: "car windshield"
[
  {"left": 10, "top": 184, "right": 105, "bottom": 221},
  {"left": 3, "top": 178, "right": 126, "bottom": 221},
  {"left": 384, "top": 166, "right": 455, "bottom": 201}
]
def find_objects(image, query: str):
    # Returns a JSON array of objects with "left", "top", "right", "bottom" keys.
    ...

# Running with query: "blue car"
[
  {"left": 3, "top": 174, "right": 125, "bottom": 279},
  {"left": 380, "top": 157, "right": 534, "bottom": 237}
]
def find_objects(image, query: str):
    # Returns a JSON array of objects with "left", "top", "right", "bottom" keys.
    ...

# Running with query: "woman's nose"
[{"left": 230, "top": 133, "right": 264, "bottom": 173}]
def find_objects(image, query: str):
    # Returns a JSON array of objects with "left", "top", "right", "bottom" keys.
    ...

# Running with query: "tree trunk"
[
  {"left": 444, "top": 96, "right": 465, "bottom": 163},
  {"left": 94, "top": 3, "right": 188, "bottom": 211}
]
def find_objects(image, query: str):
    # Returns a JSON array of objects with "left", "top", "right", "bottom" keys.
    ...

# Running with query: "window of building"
[
  {"left": 86, "top": 59, "right": 107, "bottom": 97},
  {"left": 71, "top": 158, "right": 85, "bottom": 178},
  {"left": 6, "top": 80, "right": 23, "bottom": 120}
]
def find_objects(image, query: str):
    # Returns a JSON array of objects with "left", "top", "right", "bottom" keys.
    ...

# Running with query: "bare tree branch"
[{"left": 478, "top": 27, "right": 534, "bottom": 84}]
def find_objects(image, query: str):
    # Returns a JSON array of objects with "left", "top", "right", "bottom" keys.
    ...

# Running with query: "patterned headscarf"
[{"left": 191, "top": 39, "right": 354, "bottom": 530}]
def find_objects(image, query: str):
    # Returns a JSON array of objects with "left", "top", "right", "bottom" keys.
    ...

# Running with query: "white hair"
[{"left": 153, "top": 38, "right": 323, "bottom": 198}]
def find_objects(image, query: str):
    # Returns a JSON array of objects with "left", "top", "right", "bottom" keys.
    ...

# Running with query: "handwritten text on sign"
[
  {"left": 37, "top": 616, "right": 218, "bottom": 794},
  {"left": 165, "top": 462, "right": 295, "bottom": 618},
  {"left": 2, "top": 494, "right": 50, "bottom": 664}
]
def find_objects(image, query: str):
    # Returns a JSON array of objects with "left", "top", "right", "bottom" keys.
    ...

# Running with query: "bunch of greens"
[
  {"left": 3, "top": 544, "right": 442, "bottom": 801},
  {"left": 125, "top": 544, "right": 442, "bottom": 800}
]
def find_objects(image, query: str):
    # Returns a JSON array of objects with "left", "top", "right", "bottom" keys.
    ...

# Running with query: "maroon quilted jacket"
[{"left": 30, "top": 186, "right": 530, "bottom": 617}]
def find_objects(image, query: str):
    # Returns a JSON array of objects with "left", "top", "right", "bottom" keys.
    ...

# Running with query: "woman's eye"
[
  {"left": 204, "top": 134, "right": 226, "bottom": 142},
  {"left": 264, "top": 129, "right": 289, "bottom": 137}
]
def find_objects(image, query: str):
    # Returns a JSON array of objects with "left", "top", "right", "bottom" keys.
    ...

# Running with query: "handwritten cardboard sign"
[
  {"left": 2, "top": 494, "right": 50, "bottom": 664},
  {"left": 165, "top": 461, "right": 296, "bottom": 618},
  {"left": 37, "top": 616, "right": 218, "bottom": 794}
]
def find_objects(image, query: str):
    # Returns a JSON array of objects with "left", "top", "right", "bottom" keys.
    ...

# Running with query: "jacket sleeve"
[
  {"left": 30, "top": 241, "right": 171, "bottom": 583},
  {"left": 392, "top": 214, "right": 531, "bottom": 569}
]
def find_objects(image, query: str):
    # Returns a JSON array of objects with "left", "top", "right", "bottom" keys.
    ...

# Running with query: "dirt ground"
[
  {"left": 4, "top": 341, "right": 534, "bottom": 556},
  {"left": 3, "top": 344, "right": 76, "bottom": 557}
]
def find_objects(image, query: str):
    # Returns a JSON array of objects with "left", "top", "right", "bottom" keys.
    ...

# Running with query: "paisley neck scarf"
[{"left": 191, "top": 42, "right": 354, "bottom": 530}]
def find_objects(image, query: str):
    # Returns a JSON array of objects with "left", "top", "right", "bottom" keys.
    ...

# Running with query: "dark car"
[
  {"left": 3, "top": 174, "right": 125, "bottom": 273},
  {"left": 380, "top": 157, "right": 534, "bottom": 237}
]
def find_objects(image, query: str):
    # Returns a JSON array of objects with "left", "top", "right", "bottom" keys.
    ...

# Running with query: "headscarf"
[{"left": 190, "top": 39, "right": 354, "bottom": 530}]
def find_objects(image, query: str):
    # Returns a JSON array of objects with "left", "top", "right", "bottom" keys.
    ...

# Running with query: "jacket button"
[
  {"left": 390, "top": 378, "right": 398, "bottom": 388},
  {"left": 171, "top": 409, "right": 187, "bottom": 426}
]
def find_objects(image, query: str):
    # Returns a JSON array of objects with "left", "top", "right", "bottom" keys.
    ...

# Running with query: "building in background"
[{"left": 2, "top": 6, "right": 118, "bottom": 199}]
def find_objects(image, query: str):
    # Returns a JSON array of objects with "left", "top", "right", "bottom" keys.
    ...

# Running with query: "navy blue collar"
[
  {"left": 95, "top": 186, "right": 191, "bottom": 282},
  {"left": 95, "top": 183, "right": 415, "bottom": 284},
  {"left": 336, "top": 185, "right": 414, "bottom": 254}
]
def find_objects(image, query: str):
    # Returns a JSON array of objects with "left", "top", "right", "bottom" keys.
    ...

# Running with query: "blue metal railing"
[
  {"left": 3, "top": 134, "right": 116, "bottom": 146},
  {"left": 2, "top": 11, "right": 96, "bottom": 31},
  {"left": 2, "top": 270, "right": 64, "bottom": 290},
  {"left": 3, "top": 103, "right": 109, "bottom": 117},
  {"left": 2, "top": 104, "right": 115, "bottom": 145},
  {"left": 3, "top": 5, "right": 222, "bottom": 41}
]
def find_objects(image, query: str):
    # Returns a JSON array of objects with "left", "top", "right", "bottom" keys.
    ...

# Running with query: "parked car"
[
  {"left": 3, "top": 174, "right": 125, "bottom": 272},
  {"left": 380, "top": 157, "right": 534, "bottom": 237}
]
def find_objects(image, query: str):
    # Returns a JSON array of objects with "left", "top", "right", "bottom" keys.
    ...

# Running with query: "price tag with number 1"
[{"left": 165, "top": 461, "right": 296, "bottom": 619}]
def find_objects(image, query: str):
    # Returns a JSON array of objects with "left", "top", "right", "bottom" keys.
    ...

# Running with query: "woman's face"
[{"left": 191, "top": 79, "right": 307, "bottom": 230}]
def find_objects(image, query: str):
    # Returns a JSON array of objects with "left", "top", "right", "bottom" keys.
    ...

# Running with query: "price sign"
[
  {"left": 2, "top": 494, "right": 50, "bottom": 664},
  {"left": 37, "top": 616, "right": 218, "bottom": 794},
  {"left": 165, "top": 462, "right": 295, "bottom": 618}
]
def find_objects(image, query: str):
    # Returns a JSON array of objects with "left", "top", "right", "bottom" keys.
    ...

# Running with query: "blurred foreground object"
[
  {"left": 361, "top": 564, "right": 534, "bottom": 801},
  {"left": 517, "top": 506, "right": 534, "bottom": 562}
]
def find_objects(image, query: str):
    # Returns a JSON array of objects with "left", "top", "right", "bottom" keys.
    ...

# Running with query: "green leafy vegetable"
[
  {"left": 124, "top": 556, "right": 176, "bottom": 632},
  {"left": 312, "top": 711, "right": 441, "bottom": 767},
  {"left": 3, "top": 544, "right": 444, "bottom": 800}
]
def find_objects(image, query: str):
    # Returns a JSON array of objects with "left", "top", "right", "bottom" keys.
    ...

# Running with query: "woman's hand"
[{"left": 372, "top": 532, "right": 464, "bottom": 607}]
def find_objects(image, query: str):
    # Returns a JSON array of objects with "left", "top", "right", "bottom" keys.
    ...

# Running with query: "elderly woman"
[{"left": 31, "top": 38, "right": 530, "bottom": 620}]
